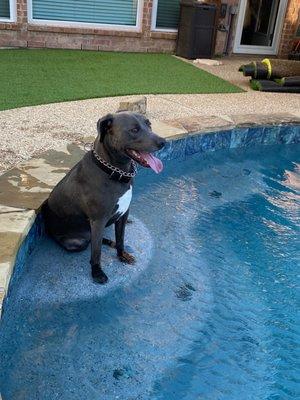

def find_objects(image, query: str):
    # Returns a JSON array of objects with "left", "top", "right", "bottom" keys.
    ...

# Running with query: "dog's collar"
[{"left": 91, "top": 146, "right": 137, "bottom": 183}]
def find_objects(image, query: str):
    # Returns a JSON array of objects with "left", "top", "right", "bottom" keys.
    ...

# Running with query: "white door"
[{"left": 233, "top": 0, "right": 288, "bottom": 55}]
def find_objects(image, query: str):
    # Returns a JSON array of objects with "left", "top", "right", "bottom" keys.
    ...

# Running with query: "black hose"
[
  {"left": 275, "top": 76, "right": 300, "bottom": 86},
  {"left": 250, "top": 79, "right": 300, "bottom": 93}
]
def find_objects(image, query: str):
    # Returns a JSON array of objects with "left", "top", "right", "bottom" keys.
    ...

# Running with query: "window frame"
[
  {"left": 0, "top": 0, "right": 17, "bottom": 23},
  {"left": 27, "top": 0, "right": 144, "bottom": 31},
  {"left": 151, "top": 0, "right": 178, "bottom": 32},
  {"left": 233, "top": 0, "right": 289, "bottom": 55}
]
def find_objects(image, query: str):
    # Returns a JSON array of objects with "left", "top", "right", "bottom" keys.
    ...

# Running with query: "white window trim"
[
  {"left": 27, "top": 0, "right": 144, "bottom": 32},
  {"left": 233, "top": 0, "right": 288, "bottom": 55},
  {"left": 0, "top": 0, "right": 17, "bottom": 23},
  {"left": 151, "top": 0, "right": 178, "bottom": 32}
]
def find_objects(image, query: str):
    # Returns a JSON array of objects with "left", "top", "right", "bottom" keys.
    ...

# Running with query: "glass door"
[{"left": 233, "top": 0, "right": 288, "bottom": 55}]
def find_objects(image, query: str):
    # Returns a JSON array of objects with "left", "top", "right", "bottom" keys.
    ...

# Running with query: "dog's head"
[{"left": 95, "top": 112, "right": 166, "bottom": 173}]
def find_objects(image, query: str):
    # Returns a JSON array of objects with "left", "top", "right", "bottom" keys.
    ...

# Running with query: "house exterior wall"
[
  {"left": 0, "top": 0, "right": 177, "bottom": 52},
  {"left": 278, "top": 0, "right": 300, "bottom": 57},
  {"left": 0, "top": 0, "right": 299, "bottom": 58}
]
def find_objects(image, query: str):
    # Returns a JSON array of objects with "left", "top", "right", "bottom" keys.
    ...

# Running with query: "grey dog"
[{"left": 42, "top": 112, "right": 166, "bottom": 284}]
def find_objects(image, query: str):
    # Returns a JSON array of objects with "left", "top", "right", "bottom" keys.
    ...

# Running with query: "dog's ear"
[{"left": 97, "top": 114, "right": 113, "bottom": 143}]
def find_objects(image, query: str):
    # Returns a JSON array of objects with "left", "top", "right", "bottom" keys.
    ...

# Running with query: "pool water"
[{"left": 0, "top": 144, "right": 299, "bottom": 400}]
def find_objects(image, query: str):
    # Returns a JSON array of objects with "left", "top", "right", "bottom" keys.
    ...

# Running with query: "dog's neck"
[{"left": 94, "top": 138, "right": 132, "bottom": 172}]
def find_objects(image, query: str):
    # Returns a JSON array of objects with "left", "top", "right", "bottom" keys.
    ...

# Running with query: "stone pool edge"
[{"left": 0, "top": 113, "right": 299, "bottom": 315}]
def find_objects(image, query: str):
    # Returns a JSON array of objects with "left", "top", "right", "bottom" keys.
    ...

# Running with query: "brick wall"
[
  {"left": 0, "top": 0, "right": 177, "bottom": 52},
  {"left": 0, "top": 0, "right": 299, "bottom": 57},
  {"left": 278, "top": 0, "right": 300, "bottom": 57},
  {"left": 215, "top": 0, "right": 300, "bottom": 58}
]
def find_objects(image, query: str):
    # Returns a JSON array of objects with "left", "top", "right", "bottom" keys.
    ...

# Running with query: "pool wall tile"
[
  {"left": 2, "top": 215, "right": 44, "bottom": 315},
  {"left": 170, "top": 137, "right": 187, "bottom": 160},
  {"left": 157, "top": 137, "right": 187, "bottom": 161},
  {"left": 262, "top": 126, "right": 280, "bottom": 145},
  {"left": 245, "top": 126, "right": 266, "bottom": 146},
  {"left": 230, "top": 128, "right": 249, "bottom": 148},
  {"left": 278, "top": 124, "right": 300, "bottom": 144},
  {"left": 165, "top": 124, "right": 300, "bottom": 160},
  {"left": 212, "top": 130, "right": 232, "bottom": 151},
  {"left": 295, "top": 125, "right": 300, "bottom": 142},
  {"left": 185, "top": 133, "right": 206, "bottom": 155}
]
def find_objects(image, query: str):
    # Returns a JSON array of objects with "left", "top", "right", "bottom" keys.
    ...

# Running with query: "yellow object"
[{"left": 262, "top": 58, "right": 272, "bottom": 79}]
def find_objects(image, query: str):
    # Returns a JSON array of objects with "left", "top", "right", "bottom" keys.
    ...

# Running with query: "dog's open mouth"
[{"left": 126, "top": 149, "right": 163, "bottom": 173}]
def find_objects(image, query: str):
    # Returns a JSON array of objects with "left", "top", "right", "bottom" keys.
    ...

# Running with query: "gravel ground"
[
  {"left": 192, "top": 55, "right": 262, "bottom": 91},
  {"left": 1, "top": 56, "right": 299, "bottom": 174}
]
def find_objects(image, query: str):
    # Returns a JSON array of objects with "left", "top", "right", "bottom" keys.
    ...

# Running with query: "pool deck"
[{"left": 0, "top": 56, "right": 300, "bottom": 313}]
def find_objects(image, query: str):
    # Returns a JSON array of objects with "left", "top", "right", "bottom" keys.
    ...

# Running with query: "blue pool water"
[{"left": 0, "top": 143, "right": 299, "bottom": 400}]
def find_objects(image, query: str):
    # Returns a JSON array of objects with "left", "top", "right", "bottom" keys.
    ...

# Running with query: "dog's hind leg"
[{"left": 43, "top": 201, "right": 91, "bottom": 252}]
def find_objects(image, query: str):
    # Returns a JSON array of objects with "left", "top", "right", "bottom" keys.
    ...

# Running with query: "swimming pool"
[{"left": 0, "top": 131, "right": 299, "bottom": 399}]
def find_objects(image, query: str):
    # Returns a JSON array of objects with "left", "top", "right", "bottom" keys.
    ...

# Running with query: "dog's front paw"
[
  {"left": 92, "top": 266, "right": 108, "bottom": 284},
  {"left": 118, "top": 251, "right": 136, "bottom": 265}
]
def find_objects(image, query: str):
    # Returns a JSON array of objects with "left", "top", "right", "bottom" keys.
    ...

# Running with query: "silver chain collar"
[{"left": 86, "top": 143, "right": 137, "bottom": 179}]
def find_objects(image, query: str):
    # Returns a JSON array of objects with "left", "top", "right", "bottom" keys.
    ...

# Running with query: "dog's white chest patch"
[{"left": 116, "top": 186, "right": 132, "bottom": 217}]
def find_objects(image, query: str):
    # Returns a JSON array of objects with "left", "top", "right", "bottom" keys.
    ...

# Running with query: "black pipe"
[
  {"left": 251, "top": 79, "right": 300, "bottom": 93},
  {"left": 239, "top": 62, "right": 268, "bottom": 79},
  {"left": 275, "top": 76, "right": 300, "bottom": 86}
]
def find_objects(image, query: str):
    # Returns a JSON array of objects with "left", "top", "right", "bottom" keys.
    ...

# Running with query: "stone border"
[{"left": 0, "top": 113, "right": 299, "bottom": 315}]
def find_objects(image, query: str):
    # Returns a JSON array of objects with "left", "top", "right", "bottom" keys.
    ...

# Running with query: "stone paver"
[
  {"left": 164, "top": 115, "right": 234, "bottom": 133},
  {"left": 0, "top": 210, "right": 35, "bottom": 312}
]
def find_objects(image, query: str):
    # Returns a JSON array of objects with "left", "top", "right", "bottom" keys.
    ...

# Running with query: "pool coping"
[{"left": 0, "top": 112, "right": 299, "bottom": 315}]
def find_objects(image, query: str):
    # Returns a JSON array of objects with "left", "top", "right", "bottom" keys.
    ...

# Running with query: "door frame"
[{"left": 233, "top": 0, "right": 288, "bottom": 55}]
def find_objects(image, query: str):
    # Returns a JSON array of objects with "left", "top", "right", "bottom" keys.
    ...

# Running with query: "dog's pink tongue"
[{"left": 139, "top": 152, "right": 163, "bottom": 173}]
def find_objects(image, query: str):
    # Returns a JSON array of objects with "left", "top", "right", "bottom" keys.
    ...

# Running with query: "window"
[
  {"left": 0, "top": 0, "right": 15, "bottom": 21},
  {"left": 29, "top": 0, "right": 142, "bottom": 28},
  {"left": 0, "top": 0, "right": 10, "bottom": 19},
  {"left": 152, "top": 0, "right": 180, "bottom": 31}
]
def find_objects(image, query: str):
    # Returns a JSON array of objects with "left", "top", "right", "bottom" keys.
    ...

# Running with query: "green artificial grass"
[{"left": 0, "top": 49, "right": 242, "bottom": 111}]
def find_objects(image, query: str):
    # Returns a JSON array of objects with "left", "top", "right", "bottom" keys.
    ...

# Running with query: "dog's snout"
[{"left": 157, "top": 138, "right": 166, "bottom": 149}]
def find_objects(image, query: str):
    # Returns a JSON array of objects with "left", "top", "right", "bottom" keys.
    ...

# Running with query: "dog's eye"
[
  {"left": 145, "top": 120, "right": 151, "bottom": 127},
  {"left": 130, "top": 127, "right": 139, "bottom": 134}
]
